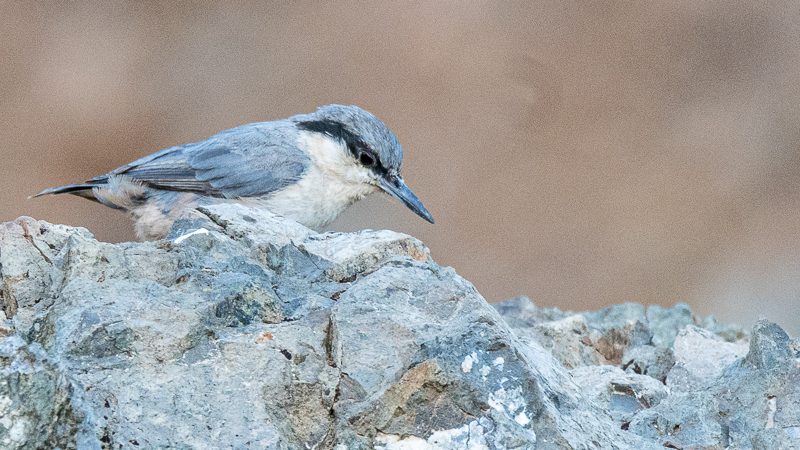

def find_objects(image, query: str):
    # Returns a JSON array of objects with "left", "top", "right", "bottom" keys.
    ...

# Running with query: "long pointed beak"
[{"left": 378, "top": 175, "right": 434, "bottom": 224}]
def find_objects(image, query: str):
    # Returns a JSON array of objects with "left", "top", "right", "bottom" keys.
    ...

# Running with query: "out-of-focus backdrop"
[{"left": 3, "top": 2, "right": 800, "bottom": 334}]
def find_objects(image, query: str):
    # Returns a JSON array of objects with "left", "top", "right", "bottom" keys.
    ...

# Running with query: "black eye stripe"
[
  {"left": 296, "top": 119, "right": 387, "bottom": 176},
  {"left": 296, "top": 120, "right": 366, "bottom": 156}
]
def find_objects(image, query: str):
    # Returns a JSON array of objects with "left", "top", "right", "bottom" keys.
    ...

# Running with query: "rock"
[
  {"left": 489, "top": 295, "right": 566, "bottom": 328},
  {"left": 518, "top": 314, "right": 606, "bottom": 369},
  {"left": 1, "top": 208, "right": 657, "bottom": 449},
  {"left": 582, "top": 302, "right": 647, "bottom": 332},
  {"left": 621, "top": 345, "right": 675, "bottom": 383},
  {"left": 0, "top": 335, "right": 80, "bottom": 449},
  {"left": 570, "top": 365, "right": 667, "bottom": 428},
  {"left": 2, "top": 208, "right": 795, "bottom": 449},
  {"left": 645, "top": 303, "right": 696, "bottom": 348},
  {"left": 702, "top": 314, "right": 749, "bottom": 343},
  {"left": 0, "top": 310, "right": 13, "bottom": 340},
  {"left": 667, "top": 325, "right": 748, "bottom": 392},
  {"left": 627, "top": 391, "right": 726, "bottom": 449},
  {"left": 745, "top": 319, "right": 793, "bottom": 375},
  {"left": 505, "top": 302, "right": 657, "bottom": 371},
  {"left": 495, "top": 296, "right": 800, "bottom": 450}
]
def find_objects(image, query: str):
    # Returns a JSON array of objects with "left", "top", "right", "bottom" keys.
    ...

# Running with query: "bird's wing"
[{"left": 98, "top": 123, "right": 310, "bottom": 198}]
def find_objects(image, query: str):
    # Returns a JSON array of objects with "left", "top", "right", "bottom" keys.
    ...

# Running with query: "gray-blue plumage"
[
  {"left": 118, "top": 122, "right": 312, "bottom": 198},
  {"left": 31, "top": 105, "right": 433, "bottom": 240}
]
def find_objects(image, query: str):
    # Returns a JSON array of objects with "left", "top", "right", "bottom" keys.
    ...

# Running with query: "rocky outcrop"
[
  {"left": 1, "top": 205, "right": 797, "bottom": 449},
  {"left": 497, "top": 297, "right": 800, "bottom": 449}
]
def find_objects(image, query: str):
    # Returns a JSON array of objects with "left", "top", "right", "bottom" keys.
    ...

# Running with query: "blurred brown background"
[{"left": 3, "top": 2, "right": 800, "bottom": 335}]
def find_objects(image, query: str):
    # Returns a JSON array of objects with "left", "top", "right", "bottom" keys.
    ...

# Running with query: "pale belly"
[{"left": 126, "top": 172, "right": 379, "bottom": 240}]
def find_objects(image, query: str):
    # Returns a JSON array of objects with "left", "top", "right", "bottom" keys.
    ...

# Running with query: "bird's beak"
[{"left": 378, "top": 175, "right": 434, "bottom": 224}]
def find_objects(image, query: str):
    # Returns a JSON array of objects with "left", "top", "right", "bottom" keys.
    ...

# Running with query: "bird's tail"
[{"left": 29, "top": 183, "right": 103, "bottom": 202}]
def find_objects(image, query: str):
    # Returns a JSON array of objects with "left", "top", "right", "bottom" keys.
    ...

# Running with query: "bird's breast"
[{"left": 236, "top": 165, "right": 379, "bottom": 230}]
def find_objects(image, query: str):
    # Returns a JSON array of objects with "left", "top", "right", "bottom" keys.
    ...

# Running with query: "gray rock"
[
  {"left": 702, "top": 314, "right": 749, "bottom": 343},
  {"left": 520, "top": 314, "right": 605, "bottom": 369},
  {"left": 627, "top": 334, "right": 800, "bottom": 450},
  {"left": 627, "top": 391, "right": 726, "bottom": 449},
  {"left": 0, "top": 335, "right": 80, "bottom": 449},
  {"left": 2, "top": 209, "right": 795, "bottom": 449},
  {"left": 667, "top": 325, "right": 748, "bottom": 392},
  {"left": 582, "top": 303, "right": 647, "bottom": 332},
  {"left": 495, "top": 297, "right": 748, "bottom": 376},
  {"left": 1, "top": 207, "right": 659, "bottom": 449},
  {"left": 570, "top": 365, "right": 667, "bottom": 427},
  {"left": 494, "top": 296, "right": 800, "bottom": 449},
  {"left": 645, "top": 303, "right": 696, "bottom": 348},
  {"left": 0, "top": 310, "right": 13, "bottom": 340},
  {"left": 503, "top": 302, "right": 654, "bottom": 370},
  {"left": 491, "top": 296, "right": 566, "bottom": 328},
  {"left": 621, "top": 345, "right": 675, "bottom": 383},
  {"left": 745, "top": 319, "right": 793, "bottom": 375}
]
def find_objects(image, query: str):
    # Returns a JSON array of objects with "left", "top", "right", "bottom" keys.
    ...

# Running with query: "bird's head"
[{"left": 293, "top": 104, "right": 434, "bottom": 224}]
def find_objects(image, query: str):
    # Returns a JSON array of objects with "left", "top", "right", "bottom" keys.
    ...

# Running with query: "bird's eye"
[{"left": 359, "top": 152, "right": 375, "bottom": 166}]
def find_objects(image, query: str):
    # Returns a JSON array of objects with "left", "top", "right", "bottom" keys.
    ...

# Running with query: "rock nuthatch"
[{"left": 31, "top": 105, "right": 434, "bottom": 240}]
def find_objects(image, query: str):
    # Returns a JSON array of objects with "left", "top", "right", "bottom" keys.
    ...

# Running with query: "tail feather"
[{"left": 29, "top": 183, "right": 102, "bottom": 202}]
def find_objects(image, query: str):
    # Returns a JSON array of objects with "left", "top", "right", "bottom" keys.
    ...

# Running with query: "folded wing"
[{"left": 100, "top": 122, "right": 310, "bottom": 198}]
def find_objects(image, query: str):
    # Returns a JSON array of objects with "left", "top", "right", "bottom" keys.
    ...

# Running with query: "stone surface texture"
[{"left": 0, "top": 205, "right": 797, "bottom": 449}]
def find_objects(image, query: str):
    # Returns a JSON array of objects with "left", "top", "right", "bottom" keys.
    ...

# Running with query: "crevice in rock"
[
  {"left": 323, "top": 314, "right": 338, "bottom": 368},
  {"left": 22, "top": 232, "right": 52, "bottom": 264}
]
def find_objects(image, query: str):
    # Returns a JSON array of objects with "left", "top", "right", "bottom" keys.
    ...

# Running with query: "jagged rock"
[
  {"left": 2, "top": 207, "right": 658, "bottom": 449},
  {"left": 621, "top": 345, "right": 675, "bottom": 383},
  {"left": 667, "top": 325, "right": 749, "bottom": 392},
  {"left": 0, "top": 335, "right": 80, "bottom": 449},
  {"left": 489, "top": 296, "right": 566, "bottom": 328},
  {"left": 2, "top": 208, "right": 797, "bottom": 449},
  {"left": 495, "top": 297, "right": 800, "bottom": 449},
  {"left": 644, "top": 303, "right": 696, "bottom": 348},
  {"left": 569, "top": 365, "right": 668, "bottom": 428}
]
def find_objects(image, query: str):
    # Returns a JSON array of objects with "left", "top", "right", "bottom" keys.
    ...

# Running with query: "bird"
[{"left": 31, "top": 104, "right": 434, "bottom": 241}]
